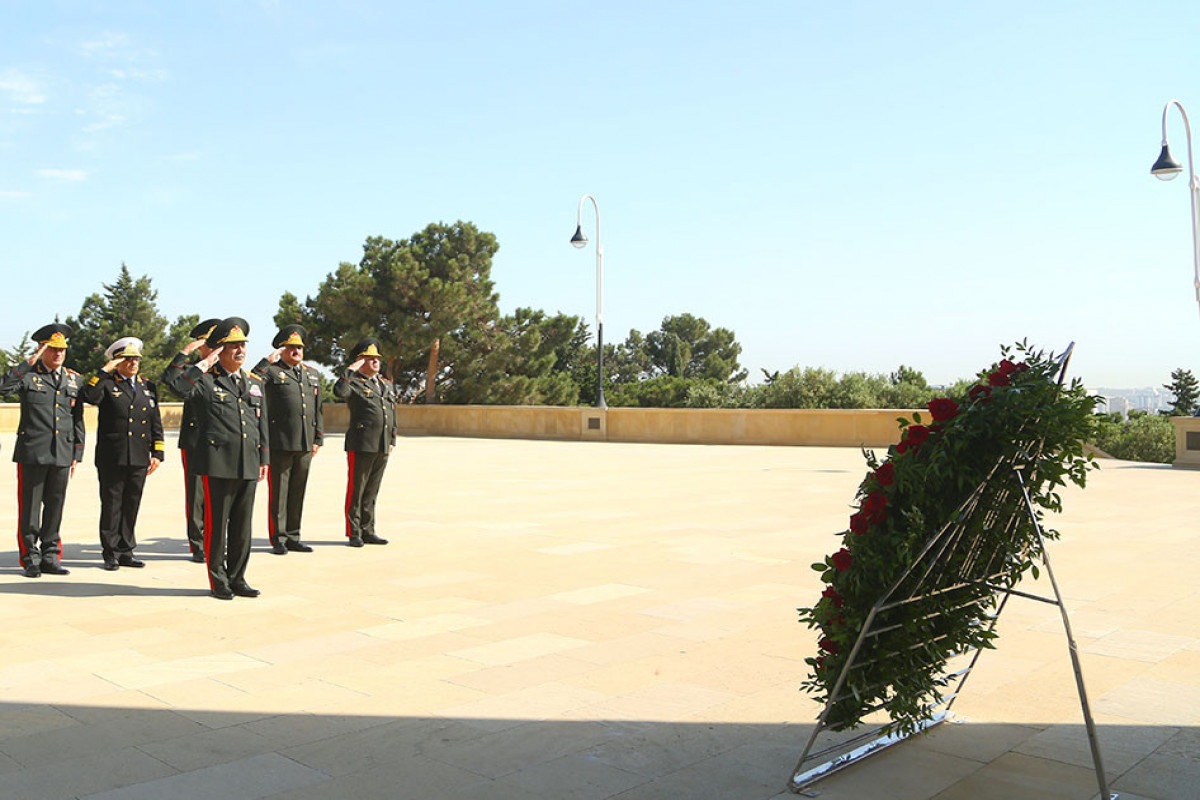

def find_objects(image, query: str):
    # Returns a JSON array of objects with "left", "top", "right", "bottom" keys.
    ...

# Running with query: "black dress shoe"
[
  {"left": 103, "top": 558, "right": 119, "bottom": 571},
  {"left": 211, "top": 587, "right": 234, "bottom": 600},
  {"left": 23, "top": 565, "right": 41, "bottom": 578},
  {"left": 41, "top": 563, "right": 70, "bottom": 575},
  {"left": 361, "top": 533, "right": 389, "bottom": 545},
  {"left": 117, "top": 555, "right": 145, "bottom": 568},
  {"left": 347, "top": 536, "right": 364, "bottom": 548},
  {"left": 285, "top": 540, "right": 313, "bottom": 553},
  {"left": 191, "top": 551, "right": 206, "bottom": 563},
  {"left": 272, "top": 542, "right": 287, "bottom": 555},
  {"left": 231, "top": 582, "right": 260, "bottom": 598}
]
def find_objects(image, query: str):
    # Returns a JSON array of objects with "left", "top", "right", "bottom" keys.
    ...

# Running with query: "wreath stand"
[{"left": 789, "top": 346, "right": 1116, "bottom": 799}]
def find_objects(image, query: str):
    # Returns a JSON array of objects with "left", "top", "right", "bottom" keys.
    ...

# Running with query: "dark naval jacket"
[
  {"left": 251, "top": 358, "right": 325, "bottom": 452},
  {"left": 333, "top": 371, "right": 398, "bottom": 453},
  {"left": 0, "top": 361, "right": 85, "bottom": 466},
  {"left": 162, "top": 352, "right": 203, "bottom": 451},
  {"left": 166, "top": 364, "right": 270, "bottom": 480},
  {"left": 80, "top": 371, "right": 166, "bottom": 468}
]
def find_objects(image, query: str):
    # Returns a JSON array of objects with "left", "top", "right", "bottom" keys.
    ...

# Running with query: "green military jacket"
[
  {"left": 0, "top": 361, "right": 85, "bottom": 466},
  {"left": 163, "top": 351, "right": 203, "bottom": 451},
  {"left": 251, "top": 358, "right": 325, "bottom": 452},
  {"left": 80, "top": 371, "right": 166, "bottom": 468},
  {"left": 333, "top": 370, "right": 398, "bottom": 453},
  {"left": 166, "top": 363, "right": 269, "bottom": 480}
]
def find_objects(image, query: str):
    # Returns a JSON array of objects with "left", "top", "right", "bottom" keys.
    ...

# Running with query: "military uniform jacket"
[
  {"left": 0, "top": 361, "right": 85, "bottom": 466},
  {"left": 251, "top": 358, "right": 325, "bottom": 452},
  {"left": 333, "top": 371, "right": 398, "bottom": 453},
  {"left": 166, "top": 364, "right": 270, "bottom": 480},
  {"left": 80, "top": 371, "right": 166, "bottom": 468},
  {"left": 163, "top": 352, "right": 202, "bottom": 450}
]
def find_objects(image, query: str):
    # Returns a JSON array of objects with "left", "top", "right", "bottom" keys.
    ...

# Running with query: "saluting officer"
[
  {"left": 166, "top": 317, "right": 269, "bottom": 600},
  {"left": 162, "top": 318, "right": 220, "bottom": 563},
  {"left": 80, "top": 337, "right": 165, "bottom": 570},
  {"left": 0, "top": 323, "right": 85, "bottom": 578},
  {"left": 252, "top": 324, "right": 324, "bottom": 554},
  {"left": 334, "top": 338, "right": 397, "bottom": 547}
]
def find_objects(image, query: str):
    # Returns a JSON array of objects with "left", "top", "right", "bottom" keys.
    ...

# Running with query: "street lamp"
[
  {"left": 1151, "top": 99, "right": 1200, "bottom": 317},
  {"left": 570, "top": 193, "right": 606, "bottom": 408}
]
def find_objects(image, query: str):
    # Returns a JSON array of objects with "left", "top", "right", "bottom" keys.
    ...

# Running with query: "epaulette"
[
  {"left": 247, "top": 372, "right": 263, "bottom": 382},
  {"left": 87, "top": 375, "right": 101, "bottom": 386},
  {"left": 66, "top": 368, "right": 79, "bottom": 376}
]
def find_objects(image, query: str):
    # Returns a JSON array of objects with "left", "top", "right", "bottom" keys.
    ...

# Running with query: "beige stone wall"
[
  {"left": 1171, "top": 416, "right": 1200, "bottom": 468},
  {"left": 0, "top": 402, "right": 915, "bottom": 447}
]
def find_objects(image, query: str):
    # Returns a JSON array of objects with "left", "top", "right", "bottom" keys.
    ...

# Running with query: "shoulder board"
[
  {"left": 87, "top": 375, "right": 100, "bottom": 386},
  {"left": 247, "top": 372, "right": 263, "bottom": 382},
  {"left": 66, "top": 368, "right": 79, "bottom": 376}
]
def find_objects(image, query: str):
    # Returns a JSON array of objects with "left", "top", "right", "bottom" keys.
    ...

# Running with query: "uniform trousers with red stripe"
[
  {"left": 268, "top": 450, "right": 312, "bottom": 546},
  {"left": 345, "top": 451, "right": 388, "bottom": 540},
  {"left": 97, "top": 465, "right": 147, "bottom": 560},
  {"left": 202, "top": 476, "right": 256, "bottom": 593},
  {"left": 180, "top": 450, "right": 206, "bottom": 558},
  {"left": 16, "top": 464, "right": 70, "bottom": 569}
]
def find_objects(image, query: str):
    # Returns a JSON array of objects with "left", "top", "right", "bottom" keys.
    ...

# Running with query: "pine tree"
[
  {"left": 1164, "top": 367, "right": 1200, "bottom": 416},
  {"left": 64, "top": 264, "right": 198, "bottom": 390}
]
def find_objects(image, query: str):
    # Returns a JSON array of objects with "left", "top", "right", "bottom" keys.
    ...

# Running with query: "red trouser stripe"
[
  {"left": 266, "top": 464, "right": 277, "bottom": 544},
  {"left": 345, "top": 451, "right": 355, "bottom": 538},
  {"left": 15, "top": 464, "right": 27, "bottom": 559},
  {"left": 201, "top": 475, "right": 215, "bottom": 590}
]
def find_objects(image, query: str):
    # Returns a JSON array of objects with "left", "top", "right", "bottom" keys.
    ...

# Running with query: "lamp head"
[
  {"left": 1151, "top": 144, "right": 1184, "bottom": 181},
  {"left": 570, "top": 224, "right": 588, "bottom": 249}
]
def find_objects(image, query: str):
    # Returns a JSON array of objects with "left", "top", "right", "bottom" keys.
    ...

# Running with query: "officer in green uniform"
[
  {"left": 0, "top": 323, "right": 85, "bottom": 578},
  {"left": 165, "top": 317, "right": 269, "bottom": 599},
  {"left": 333, "top": 337, "right": 397, "bottom": 547},
  {"left": 162, "top": 318, "right": 220, "bottom": 563},
  {"left": 80, "top": 337, "right": 165, "bottom": 570},
  {"left": 252, "top": 324, "right": 324, "bottom": 554}
]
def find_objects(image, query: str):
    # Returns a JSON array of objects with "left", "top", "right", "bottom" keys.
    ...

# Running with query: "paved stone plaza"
[{"left": 0, "top": 433, "right": 1196, "bottom": 799}]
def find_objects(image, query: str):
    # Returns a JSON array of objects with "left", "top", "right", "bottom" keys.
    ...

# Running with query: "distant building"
[{"left": 1091, "top": 387, "right": 1169, "bottom": 417}]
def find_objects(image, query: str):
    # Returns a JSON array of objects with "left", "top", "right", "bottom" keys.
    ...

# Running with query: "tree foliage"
[
  {"left": 643, "top": 313, "right": 746, "bottom": 382},
  {"left": 277, "top": 221, "right": 500, "bottom": 402},
  {"left": 1164, "top": 367, "right": 1199, "bottom": 416},
  {"left": 1090, "top": 411, "right": 1175, "bottom": 463},
  {"left": 63, "top": 264, "right": 197, "bottom": 391}
]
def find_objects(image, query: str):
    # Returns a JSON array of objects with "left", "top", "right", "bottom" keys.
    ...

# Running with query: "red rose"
[
  {"left": 831, "top": 548, "right": 852, "bottom": 572},
  {"left": 819, "top": 636, "right": 839, "bottom": 654},
  {"left": 967, "top": 384, "right": 991, "bottom": 404},
  {"left": 988, "top": 371, "right": 1011, "bottom": 387},
  {"left": 864, "top": 491, "right": 887, "bottom": 522},
  {"left": 927, "top": 398, "right": 959, "bottom": 422},
  {"left": 895, "top": 440, "right": 910, "bottom": 455},
  {"left": 849, "top": 511, "right": 868, "bottom": 535},
  {"left": 821, "top": 586, "right": 843, "bottom": 607},
  {"left": 996, "top": 359, "right": 1019, "bottom": 376},
  {"left": 906, "top": 425, "right": 930, "bottom": 447},
  {"left": 816, "top": 655, "right": 826, "bottom": 670},
  {"left": 874, "top": 462, "right": 894, "bottom": 486},
  {"left": 1015, "top": 361, "right": 1030, "bottom": 372}
]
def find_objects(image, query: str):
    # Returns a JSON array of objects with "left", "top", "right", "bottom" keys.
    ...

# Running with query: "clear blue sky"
[{"left": 3, "top": 1, "right": 1200, "bottom": 389}]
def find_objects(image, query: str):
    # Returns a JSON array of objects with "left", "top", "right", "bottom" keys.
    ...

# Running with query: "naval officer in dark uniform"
[
  {"left": 162, "top": 318, "right": 220, "bottom": 563},
  {"left": 252, "top": 324, "right": 324, "bottom": 554},
  {"left": 333, "top": 337, "right": 397, "bottom": 547},
  {"left": 165, "top": 317, "right": 269, "bottom": 599},
  {"left": 80, "top": 337, "right": 165, "bottom": 570},
  {"left": 0, "top": 323, "right": 85, "bottom": 578}
]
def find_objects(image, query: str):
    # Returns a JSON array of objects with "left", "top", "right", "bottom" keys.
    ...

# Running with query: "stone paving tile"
[
  {"left": 1093, "top": 678, "right": 1200, "bottom": 726},
  {"left": 0, "top": 745, "right": 177, "bottom": 800},
  {"left": 552, "top": 583, "right": 651, "bottom": 605},
  {"left": 281, "top": 716, "right": 484, "bottom": 777},
  {"left": 0, "top": 707, "right": 206, "bottom": 767},
  {"left": 929, "top": 752, "right": 1110, "bottom": 800},
  {"left": 1012, "top": 718, "right": 1178, "bottom": 776},
  {"left": 421, "top": 719, "right": 614, "bottom": 780},
  {"left": 82, "top": 753, "right": 327, "bottom": 800},
  {"left": 448, "top": 633, "right": 591, "bottom": 666},
  {"left": 1082, "top": 629, "right": 1196, "bottom": 663},
  {"left": 495, "top": 752, "right": 650, "bottom": 799}
]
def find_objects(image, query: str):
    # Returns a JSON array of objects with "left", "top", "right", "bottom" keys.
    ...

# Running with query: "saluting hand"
[
  {"left": 181, "top": 338, "right": 206, "bottom": 356},
  {"left": 349, "top": 358, "right": 365, "bottom": 373},
  {"left": 267, "top": 347, "right": 284, "bottom": 364},
  {"left": 26, "top": 343, "right": 47, "bottom": 365},
  {"left": 197, "top": 346, "right": 223, "bottom": 372},
  {"left": 101, "top": 358, "right": 123, "bottom": 373}
]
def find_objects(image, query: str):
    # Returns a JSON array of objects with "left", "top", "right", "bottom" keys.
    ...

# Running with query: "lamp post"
[
  {"left": 570, "top": 193, "right": 606, "bottom": 408},
  {"left": 1151, "top": 99, "right": 1200, "bottom": 318}
]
